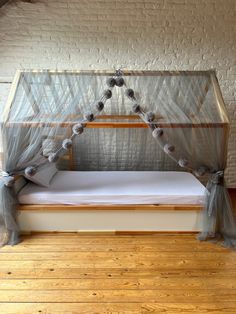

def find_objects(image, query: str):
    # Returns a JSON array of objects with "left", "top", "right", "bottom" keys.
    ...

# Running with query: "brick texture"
[{"left": 0, "top": 0, "right": 235, "bottom": 185}]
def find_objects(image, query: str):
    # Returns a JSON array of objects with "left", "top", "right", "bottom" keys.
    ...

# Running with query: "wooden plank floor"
[{"left": 0, "top": 233, "right": 236, "bottom": 313}]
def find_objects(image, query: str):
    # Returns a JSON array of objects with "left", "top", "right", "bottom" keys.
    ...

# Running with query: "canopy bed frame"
[{"left": 0, "top": 69, "right": 235, "bottom": 248}]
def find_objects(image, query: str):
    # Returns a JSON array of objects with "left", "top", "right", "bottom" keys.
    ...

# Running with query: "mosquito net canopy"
[{"left": 0, "top": 70, "right": 235, "bottom": 248}]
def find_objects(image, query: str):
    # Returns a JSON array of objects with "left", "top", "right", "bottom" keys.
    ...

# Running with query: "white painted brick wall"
[{"left": 0, "top": 0, "right": 235, "bottom": 186}]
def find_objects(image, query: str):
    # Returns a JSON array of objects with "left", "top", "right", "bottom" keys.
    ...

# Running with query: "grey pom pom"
[
  {"left": 125, "top": 88, "right": 135, "bottom": 99},
  {"left": 48, "top": 153, "right": 59, "bottom": 163},
  {"left": 25, "top": 166, "right": 37, "bottom": 177},
  {"left": 132, "top": 104, "right": 141, "bottom": 113},
  {"left": 152, "top": 127, "right": 163, "bottom": 138},
  {"left": 164, "top": 144, "right": 175, "bottom": 154},
  {"left": 84, "top": 113, "right": 94, "bottom": 122},
  {"left": 3, "top": 176, "right": 15, "bottom": 187},
  {"left": 178, "top": 158, "right": 189, "bottom": 168},
  {"left": 115, "top": 77, "right": 125, "bottom": 87},
  {"left": 194, "top": 166, "right": 208, "bottom": 177},
  {"left": 72, "top": 123, "right": 84, "bottom": 135},
  {"left": 103, "top": 89, "right": 112, "bottom": 99},
  {"left": 148, "top": 123, "right": 155, "bottom": 131},
  {"left": 106, "top": 77, "right": 116, "bottom": 88},
  {"left": 96, "top": 101, "right": 104, "bottom": 111},
  {"left": 62, "top": 139, "right": 72, "bottom": 150},
  {"left": 146, "top": 112, "right": 155, "bottom": 122}
]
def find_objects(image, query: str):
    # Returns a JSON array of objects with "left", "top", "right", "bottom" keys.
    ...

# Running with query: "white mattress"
[{"left": 18, "top": 171, "right": 206, "bottom": 205}]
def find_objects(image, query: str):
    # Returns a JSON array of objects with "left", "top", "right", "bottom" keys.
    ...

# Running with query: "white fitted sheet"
[{"left": 18, "top": 171, "right": 206, "bottom": 205}]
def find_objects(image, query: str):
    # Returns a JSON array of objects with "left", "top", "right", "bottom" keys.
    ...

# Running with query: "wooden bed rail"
[
  {"left": 6, "top": 121, "right": 227, "bottom": 129},
  {"left": 18, "top": 204, "right": 203, "bottom": 211}
]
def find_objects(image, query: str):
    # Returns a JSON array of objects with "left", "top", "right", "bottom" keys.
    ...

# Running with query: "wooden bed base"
[
  {"left": 19, "top": 203, "right": 202, "bottom": 211},
  {"left": 20, "top": 230, "right": 200, "bottom": 235}
]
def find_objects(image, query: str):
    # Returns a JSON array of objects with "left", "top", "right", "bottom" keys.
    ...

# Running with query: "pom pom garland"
[
  {"left": 164, "top": 144, "right": 175, "bottom": 154},
  {"left": 96, "top": 101, "right": 104, "bottom": 111},
  {"left": 132, "top": 104, "right": 142, "bottom": 113},
  {"left": 115, "top": 77, "right": 125, "bottom": 87},
  {"left": 62, "top": 139, "right": 72, "bottom": 150},
  {"left": 125, "top": 88, "right": 135, "bottom": 99},
  {"left": 84, "top": 113, "right": 94, "bottom": 122},
  {"left": 48, "top": 153, "right": 59, "bottom": 163},
  {"left": 106, "top": 77, "right": 116, "bottom": 88},
  {"left": 45, "top": 77, "right": 185, "bottom": 180},
  {"left": 152, "top": 127, "right": 164, "bottom": 138},
  {"left": 148, "top": 123, "right": 155, "bottom": 131},
  {"left": 146, "top": 111, "right": 155, "bottom": 122},
  {"left": 25, "top": 166, "right": 37, "bottom": 177},
  {"left": 178, "top": 158, "right": 189, "bottom": 168},
  {"left": 103, "top": 89, "right": 112, "bottom": 99},
  {"left": 72, "top": 123, "right": 84, "bottom": 135},
  {"left": 194, "top": 166, "right": 208, "bottom": 177}
]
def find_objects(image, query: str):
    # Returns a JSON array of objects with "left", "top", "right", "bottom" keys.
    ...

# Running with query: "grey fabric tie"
[
  {"left": 0, "top": 171, "right": 15, "bottom": 187},
  {"left": 211, "top": 170, "right": 224, "bottom": 185}
]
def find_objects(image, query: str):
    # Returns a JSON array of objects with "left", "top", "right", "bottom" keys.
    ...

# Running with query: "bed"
[
  {"left": 3, "top": 69, "right": 234, "bottom": 247},
  {"left": 18, "top": 171, "right": 206, "bottom": 210}
]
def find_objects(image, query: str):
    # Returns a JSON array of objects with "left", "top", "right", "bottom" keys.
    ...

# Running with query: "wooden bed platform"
[{"left": 19, "top": 203, "right": 202, "bottom": 211}]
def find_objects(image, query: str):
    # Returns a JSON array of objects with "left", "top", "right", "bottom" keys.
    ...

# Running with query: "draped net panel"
[
  {"left": 0, "top": 70, "right": 235, "bottom": 248},
  {"left": 68, "top": 128, "right": 178, "bottom": 171}
]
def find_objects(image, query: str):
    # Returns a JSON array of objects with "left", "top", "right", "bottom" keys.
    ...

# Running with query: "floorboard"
[{"left": 0, "top": 233, "right": 236, "bottom": 313}]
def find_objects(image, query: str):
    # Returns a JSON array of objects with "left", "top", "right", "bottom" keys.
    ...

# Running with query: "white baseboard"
[{"left": 18, "top": 210, "right": 202, "bottom": 232}]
